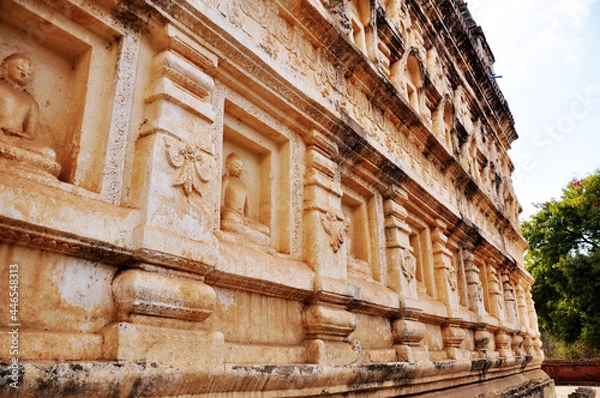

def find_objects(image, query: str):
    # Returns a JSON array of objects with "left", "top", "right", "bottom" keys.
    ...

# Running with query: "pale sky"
[{"left": 469, "top": 0, "right": 600, "bottom": 220}]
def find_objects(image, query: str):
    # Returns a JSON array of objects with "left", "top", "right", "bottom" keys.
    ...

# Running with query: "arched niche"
[
  {"left": 390, "top": 49, "right": 426, "bottom": 117},
  {"left": 433, "top": 95, "right": 454, "bottom": 150},
  {"left": 348, "top": 0, "right": 371, "bottom": 55}
]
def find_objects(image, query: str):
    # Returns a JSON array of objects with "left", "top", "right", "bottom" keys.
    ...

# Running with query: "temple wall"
[{"left": 0, "top": 0, "right": 554, "bottom": 396}]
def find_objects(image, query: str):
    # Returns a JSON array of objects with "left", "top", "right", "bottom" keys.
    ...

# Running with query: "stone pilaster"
[
  {"left": 302, "top": 129, "right": 357, "bottom": 365},
  {"left": 129, "top": 23, "right": 220, "bottom": 270},
  {"left": 526, "top": 289, "right": 544, "bottom": 358},
  {"left": 486, "top": 263, "right": 512, "bottom": 358},
  {"left": 303, "top": 129, "right": 346, "bottom": 279},
  {"left": 101, "top": 24, "right": 225, "bottom": 367},
  {"left": 383, "top": 186, "right": 416, "bottom": 298},
  {"left": 431, "top": 225, "right": 466, "bottom": 360},
  {"left": 502, "top": 269, "right": 519, "bottom": 326},
  {"left": 516, "top": 284, "right": 530, "bottom": 329},
  {"left": 501, "top": 269, "right": 523, "bottom": 357},
  {"left": 516, "top": 283, "right": 534, "bottom": 357},
  {"left": 487, "top": 263, "right": 506, "bottom": 323},
  {"left": 526, "top": 289, "right": 540, "bottom": 333},
  {"left": 431, "top": 226, "right": 460, "bottom": 312},
  {"left": 384, "top": 187, "right": 428, "bottom": 362},
  {"left": 464, "top": 249, "right": 494, "bottom": 358},
  {"left": 463, "top": 250, "right": 485, "bottom": 316}
]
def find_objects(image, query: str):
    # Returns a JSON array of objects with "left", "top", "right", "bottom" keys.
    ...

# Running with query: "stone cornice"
[{"left": 0, "top": 214, "right": 216, "bottom": 274}]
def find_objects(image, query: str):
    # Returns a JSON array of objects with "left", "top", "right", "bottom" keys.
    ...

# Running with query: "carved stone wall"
[{"left": 0, "top": 0, "right": 554, "bottom": 396}]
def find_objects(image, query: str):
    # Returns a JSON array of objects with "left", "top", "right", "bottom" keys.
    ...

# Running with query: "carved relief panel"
[
  {"left": 0, "top": 0, "right": 138, "bottom": 200},
  {"left": 219, "top": 98, "right": 300, "bottom": 255}
]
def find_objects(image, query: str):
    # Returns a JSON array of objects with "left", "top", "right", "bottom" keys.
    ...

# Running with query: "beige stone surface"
[{"left": 0, "top": 0, "right": 552, "bottom": 396}]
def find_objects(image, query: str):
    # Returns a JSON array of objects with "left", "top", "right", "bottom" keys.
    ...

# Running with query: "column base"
[{"left": 102, "top": 322, "right": 224, "bottom": 366}]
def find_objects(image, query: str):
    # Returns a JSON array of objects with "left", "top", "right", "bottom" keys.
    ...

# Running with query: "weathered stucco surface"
[{"left": 0, "top": 0, "right": 555, "bottom": 396}]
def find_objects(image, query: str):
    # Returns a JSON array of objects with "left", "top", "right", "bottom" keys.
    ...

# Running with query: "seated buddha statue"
[
  {"left": 0, "top": 53, "right": 60, "bottom": 177},
  {"left": 221, "top": 152, "right": 270, "bottom": 246}
]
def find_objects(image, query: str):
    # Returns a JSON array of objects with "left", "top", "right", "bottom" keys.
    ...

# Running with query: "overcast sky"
[{"left": 469, "top": 0, "right": 600, "bottom": 220}]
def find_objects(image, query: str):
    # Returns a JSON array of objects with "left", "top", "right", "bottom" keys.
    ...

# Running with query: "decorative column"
[
  {"left": 130, "top": 23, "right": 220, "bottom": 267},
  {"left": 464, "top": 250, "right": 485, "bottom": 316},
  {"left": 526, "top": 289, "right": 544, "bottom": 358},
  {"left": 303, "top": 129, "right": 346, "bottom": 279},
  {"left": 502, "top": 269, "right": 523, "bottom": 357},
  {"left": 431, "top": 224, "right": 466, "bottom": 360},
  {"left": 516, "top": 282, "right": 534, "bottom": 356},
  {"left": 102, "top": 24, "right": 224, "bottom": 366},
  {"left": 487, "top": 265, "right": 505, "bottom": 323},
  {"left": 302, "top": 129, "right": 357, "bottom": 365},
  {"left": 463, "top": 249, "right": 493, "bottom": 358},
  {"left": 516, "top": 283, "right": 530, "bottom": 329},
  {"left": 384, "top": 186, "right": 414, "bottom": 296},
  {"left": 502, "top": 269, "right": 519, "bottom": 326},
  {"left": 487, "top": 263, "right": 512, "bottom": 358},
  {"left": 431, "top": 224, "right": 460, "bottom": 313},
  {"left": 384, "top": 186, "right": 427, "bottom": 362}
]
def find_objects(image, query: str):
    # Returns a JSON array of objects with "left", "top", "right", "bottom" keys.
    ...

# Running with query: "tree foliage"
[{"left": 522, "top": 170, "right": 600, "bottom": 350}]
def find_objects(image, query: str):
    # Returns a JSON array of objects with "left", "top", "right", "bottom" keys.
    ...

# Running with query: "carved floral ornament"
[
  {"left": 321, "top": 211, "right": 350, "bottom": 253},
  {"left": 164, "top": 137, "right": 214, "bottom": 196}
]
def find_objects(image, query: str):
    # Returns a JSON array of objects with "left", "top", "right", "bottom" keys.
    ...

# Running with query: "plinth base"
[{"left": 0, "top": 359, "right": 556, "bottom": 397}]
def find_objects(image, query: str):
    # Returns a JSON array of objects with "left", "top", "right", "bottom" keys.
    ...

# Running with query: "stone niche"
[
  {"left": 220, "top": 99, "right": 293, "bottom": 254},
  {"left": 0, "top": 0, "right": 131, "bottom": 195},
  {"left": 341, "top": 182, "right": 382, "bottom": 282},
  {"left": 408, "top": 221, "right": 436, "bottom": 299}
]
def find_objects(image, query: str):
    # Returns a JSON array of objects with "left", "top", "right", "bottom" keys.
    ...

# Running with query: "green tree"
[{"left": 522, "top": 170, "right": 600, "bottom": 350}]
